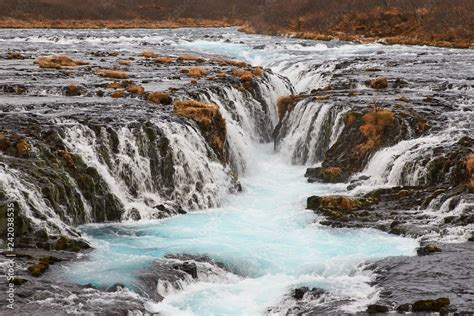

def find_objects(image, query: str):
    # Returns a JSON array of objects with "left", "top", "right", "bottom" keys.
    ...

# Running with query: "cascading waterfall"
[
  {"left": 275, "top": 99, "right": 346, "bottom": 165},
  {"left": 2, "top": 27, "right": 472, "bottom": 315}
]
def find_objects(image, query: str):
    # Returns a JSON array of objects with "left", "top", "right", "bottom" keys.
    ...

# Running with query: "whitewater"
[
  {"left": 3, "top": 27, "right": 471, "bottom": 315},
  {"left": 62, "top": 144, "right": 417, "bottom": 315}
]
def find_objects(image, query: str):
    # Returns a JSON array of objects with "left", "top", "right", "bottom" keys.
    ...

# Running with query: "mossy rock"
[
  {"left": 412, "top": 298, "right": 450, "bottom": 312},
  {"left": 11, "top": 277, "right": 28, "bottom": 286},
  {"left": 367, "top": 304, "right": 389, "bottom": 314},
  {"left": 28, "top": 261, "right": 49, "bottom": 277},
  {"left": 417, "top": 244, "right": 441, "bottom": 256}
]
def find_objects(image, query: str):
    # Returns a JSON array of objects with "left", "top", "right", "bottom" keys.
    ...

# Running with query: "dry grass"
[
  {"left": 320, "top": 196, "right": 358, "bottom": 211},
  {"left": 155, "top": 56, "right": 174, "bottom": 64},
  {"left": 96, "top": 69, "right": 128, "bottom": 79},
  {"left": 34, "top": 55, "right": 89, "bottom": 69},
  {"left": 253, "top": 66, "right": 264, "bottom": 76},
  {"left": 467, "top": 153, "right": 474, "bottom": 175},
  {"left": 104, "top": 82, "right": 124, "bottom": 89},
  {"left": 186, "top": 66, "right": 209, "bottom": 78},
  {"left": 178, "top": 55, "right": 205, "bottom": 63},
  {"left": 368, "top": 76, "right": 388, "bottom": 89},
  {"left": 356, "top": 108, "right": 394, "bottom": 155},
  {"left": 148, "top": 92, "right": 172, "bottom": 105},
  {"left": 117, "top": 59, "right": 130, "bottom": 66},
  {"left": 174, "top": 100, "right": 218, "bottom": 126},
  {"left": 138, "top": 51, "right": 156, "bottom": 58},
  {"left": 16, "top": 139, "right": 29, "bottom": 155},
  {"left": 344, "top": 111, "right": 358, "bottom": 126},
  {"left": 110, "top": 90, "right": 126, "bottom": 98},
  {"left": 65, "top": 83, "right": 79, "bottom": 96},
  {"left": 173, "top": 100, "right": 227, "bottom": 160},
  {"left": 276, "top": 96, "right": 297, "bottom": 121},
  {"left": 231, "top": 68, "right": 256, "bottom": 82},
  {"left": 126, "top": 84, "right": 145, "bottom": 95},
  {"left": 216, "top": 72, "right": 227, "bottom": 78},
  {"left": 210, "top": 57, "right": 249, "bottom": 68}
]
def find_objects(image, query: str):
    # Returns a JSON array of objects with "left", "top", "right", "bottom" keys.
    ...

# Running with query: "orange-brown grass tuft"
[
  {"left": 138, "top": 51, "right": 156, "bottom": 58},
  {"left": 186, "top": 66, "right": 209, "bottom": 78},
  {"left": 173, "top": 100, "right": 227, "bottom": 161},
  {"left": 231, "top": 68, "right": 256, "bottom": 82},
  {"left": 276, "top": 96, "right": 297, "bottom": 121},
  {"left": 178, "top": 55, "right": 205, "bottom": 62},
  {"left": 96, "top": 69, "right": 128, "bottom": 79},
  {"left": 110, "top": 90, "right": 126, "bottom": 98},
  {"left": 344, "top": 111, "right": 358, "bottom": 126},
  {"left": 368, "top": 76, "right": 388, "bottom": 89},
  {"left": 320, "top": 196, "right": 358, "bottom": 211},
  {"left": 118, "top": 59, "right": 130, "bottom": 66},
  {"left": 356, "top": 108, "right": 394, "bottom": 155},
  {"left": 253, "top": 66, "right": 264, "bottom": 76},
  {"left": 16, "top": 139, "right": 29, "bottom": 155},
  {"left": 34, "top": 55, "right": 88, "bottom": 69},
  {"left": 65, "top": 83, "right": 80, "bottom": 96},
  {"left": 104, "top": 82, "right": 123, "bottom": 89},
  {"left": 155, "top": 56, "right": 174, "bottom": 64},
  {"left": 467, "top": 153, "right": 474, "bottom": 175},
  {"left": 126, "top": 84, "right": 145, "bottom": 95},
  {"left": 148, "top": 92, "right": 172, "bottom": 105}
]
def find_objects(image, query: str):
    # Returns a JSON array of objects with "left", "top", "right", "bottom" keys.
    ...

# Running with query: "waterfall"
[{"left": 275, "top": 99, "right": 346, "bottom": 165}]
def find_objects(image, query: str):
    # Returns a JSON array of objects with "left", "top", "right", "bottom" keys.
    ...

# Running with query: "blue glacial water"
[{"left": 63, "top": 144, "right": 418, "bottom": 315}]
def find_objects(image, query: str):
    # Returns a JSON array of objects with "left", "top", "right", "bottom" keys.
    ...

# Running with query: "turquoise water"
[{"left": 64, "top": 144, "right": 418, "bottom": 314}]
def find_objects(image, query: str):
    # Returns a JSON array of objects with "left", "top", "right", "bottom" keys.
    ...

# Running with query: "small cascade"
[
  {"left": 0, "top": 164, "right": 74, "bottom": 236},
  {"left": 60, "top": 119, "right": 230, "bottom": 220},
  {"left": 359, "top": 132, "right": 463, "bottom": 187},
  {"left": 270, "top": 60, "right": 337, "bottom": 94},
  {"left": 275, "top": 99, "right": 346, "bottom": 165},
  {"left": 200, "top": 72, "right": 292, "bottom": 174}
]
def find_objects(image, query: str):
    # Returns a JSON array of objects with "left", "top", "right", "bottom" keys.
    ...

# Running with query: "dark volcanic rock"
[{"left": 367, "top": 242, "right": 474, "bottom": 314}]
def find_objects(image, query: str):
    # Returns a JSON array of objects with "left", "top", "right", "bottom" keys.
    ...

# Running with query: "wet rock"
[
  {"left": 173, "top": 262, "right": 198, "bottom": 279},
  {"left": 127, "top": 208, "right": 142, "bottom": 221},
  {"left": 367, "top": 304, "right": 389, "bottom": 314},
  {"left": 292, "top": 287, "right": 325, "bottom": 300},
  {"left": 293, "top": 287, "right": 309, "bottom": 300},
  {"left": 396, "top": 303, "right": 411, "bottom": 312},
  {"left": 412, "top": 297, "right": 450, "bottom": 312},
  {"left": 11, "top": 277, "right": 28, "bottom": 286},
  {"left": 417, "top": 244, "right": 442, "bottom": 256}
]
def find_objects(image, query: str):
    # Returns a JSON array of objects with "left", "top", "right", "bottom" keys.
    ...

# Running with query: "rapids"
[
  {"left": 1, "top": 27, "right": 472, "bottom": 315},
  {"left": 63, "top": 145, "right": 417, "bottom": 315}
]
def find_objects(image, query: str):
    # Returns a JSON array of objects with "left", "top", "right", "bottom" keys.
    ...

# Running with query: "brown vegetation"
[
  {"left": 186, "top": 66, "right": 209, "bottom": 78},
  {"left": 174, "top": 100, "right": 227, "bottom": 161},
  {"left": 367, "top": 77, "right": 389, "bottom": 89},
  {"left": 117, "top": 59, "right": 130, "bottom": 66},
  {"left": 0, "top": 1, "right": 472, "bottom": 48},
  {"left": 110, "top": 90, "right": 126, "bottom": 98},
  {"left": 319, "top": 167, "right": 343, "bottom": 182},
  {"left": 276, "top": 96, "right": 298, "bottom": 121},
  {"left": 126, "top": 84, "right": 145, "bottom": 95},
  {"left": 357, "top": 108, "right": 395, "bottom": 155},
  {"left": 138, "top": 51, "right": 156, "bottom": 58},
  {"left": 65, "top": 83, "right": 79, "bottom": 96},
  {"left": 16, "top": 139, "right": 29, "bottom": 155},
  {"left": 148, "top": 92, "right": 172, "bottom": 105},
  {"left": 96, "top": 69, "right": 128, "bottom": 79},
  {"left": 34, "top": 55, "right": 88, "bottom": 69},
  {"left": 178, "top": 55, "right": 205, "bottom": 63},
  {"left": 155, "top": 56, "right": 174, "bottom": 64},
  {"left": 467, "top": 153, "right": 474, "bottom": 175},
  {"left": 344, "top": 111, "right": 358, "bottom": 126}
]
